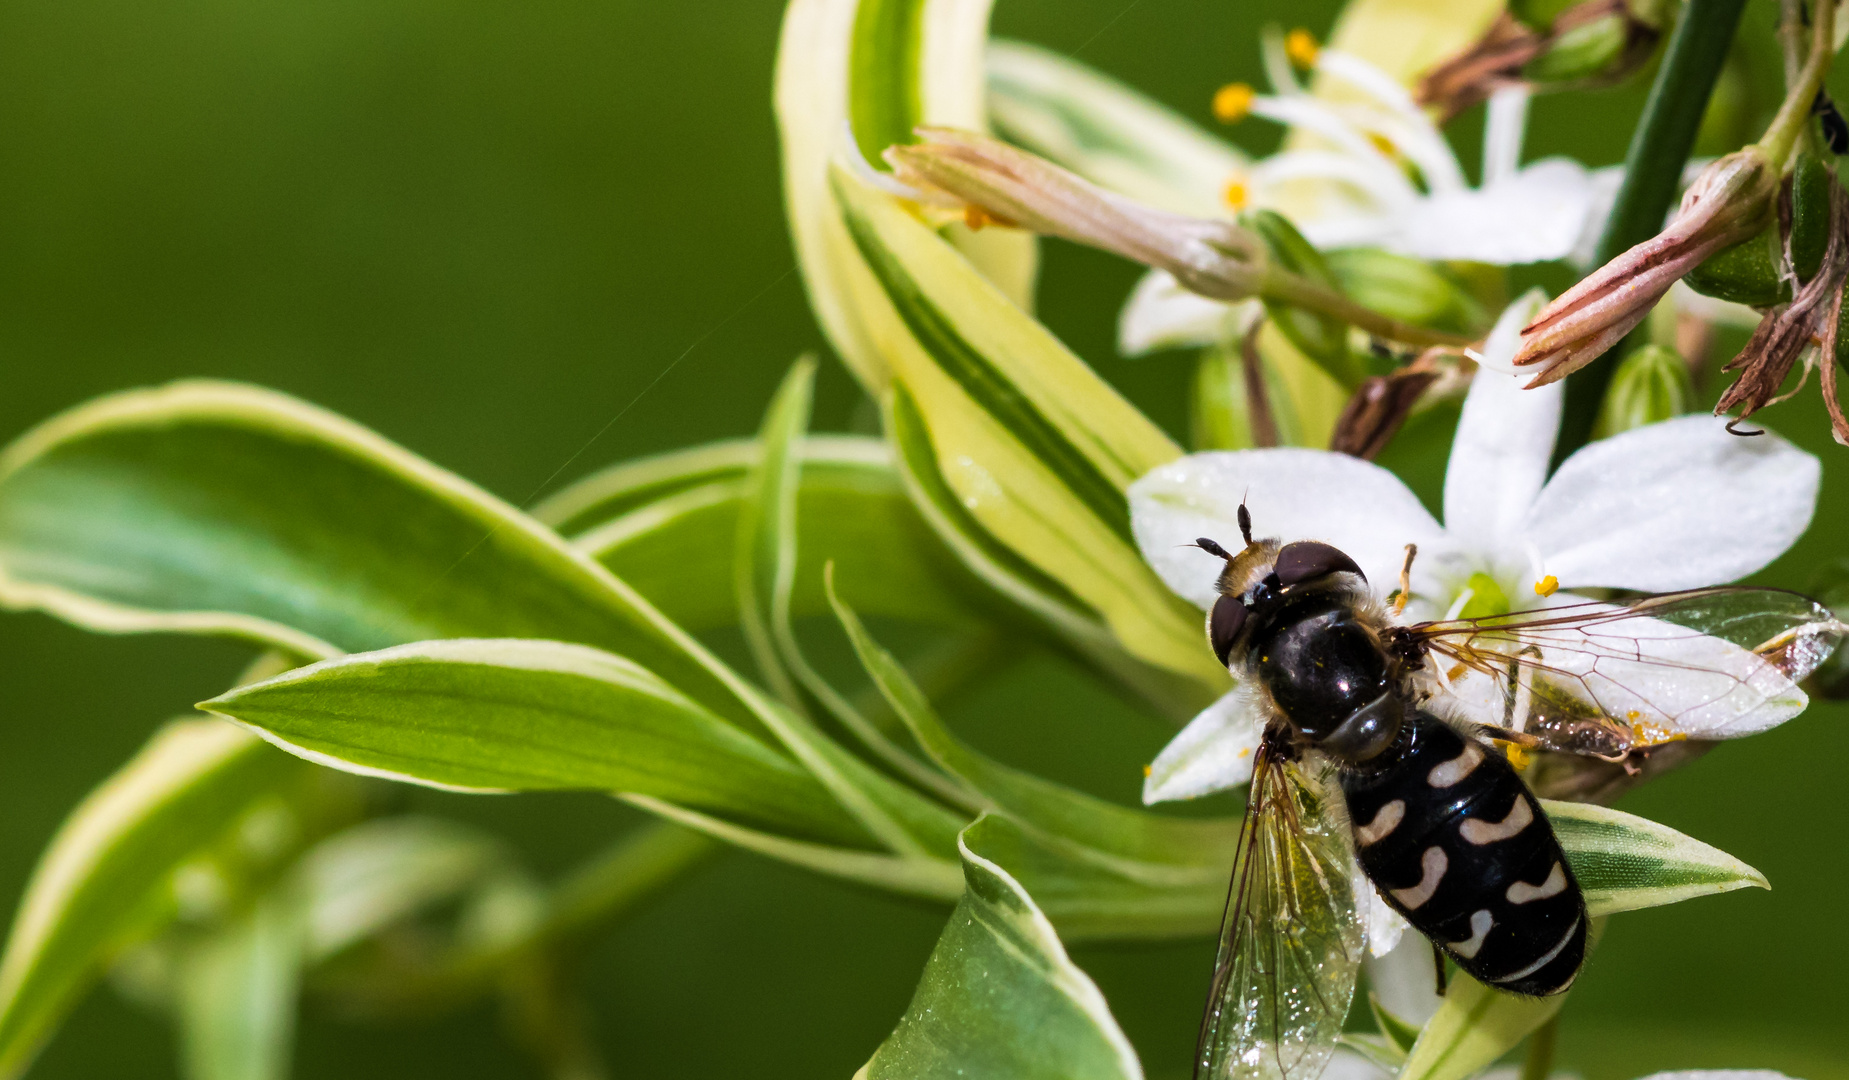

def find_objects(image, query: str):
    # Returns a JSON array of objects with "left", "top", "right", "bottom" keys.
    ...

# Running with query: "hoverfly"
[{"left": 1187, "top": 504, "right": 1846, "bottom": 1080}]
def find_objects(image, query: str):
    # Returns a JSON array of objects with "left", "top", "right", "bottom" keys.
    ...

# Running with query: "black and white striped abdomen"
[{"left": 1340, "top": 714, "right": 1587, "bottom": 996}]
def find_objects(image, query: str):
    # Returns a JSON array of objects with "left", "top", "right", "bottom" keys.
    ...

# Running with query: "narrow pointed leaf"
[
  {"left": 201, "top": 638, "right": 868, "bottom": 846},
  {"left": 0, "top": 381, "right": 756, "bottom": 728},
  {"left": 834, "top": 172, "right": 1221, "bottom": 687},
  {"left": 1546, "top": 799, "right": 1769, "bottom": 916},
  {"left": 549, "top": 436, "right": 997, "bottom": 634},
  {"left": 829, "top": 578, "right": 1238, "bottom": 873},
  {"left": 0, "top": 721, "right": 300, "bottom": 1080},
  {"left": 987, "top": 40, "right": 1246, "bottom": 217},
  {"left": 858, "top": 816, "right": 1144, "bottom": 1080},
  {"left": 884, "top": 390, "right": 1217, "bottom": 718},
  {"left": 747, "top": 367, "right": 979, "bottom": 809},
  {"left": 738, "top": 358, "right": 818, "bottom": 707}
]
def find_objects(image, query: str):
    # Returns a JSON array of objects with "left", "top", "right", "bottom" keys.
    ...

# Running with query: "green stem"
[
  {"left": 1519, "top": 1015, "right": 1560, "bottom": 1080},
  {"left": 1261, "top": 269, "right": 1472, "bottom": 349},
  {"left": 1553, "top": 0, "right": 1750, "bottom": 466},
  {"left": 1758, "top": 0, "right": 1836, "bottom": 166}
]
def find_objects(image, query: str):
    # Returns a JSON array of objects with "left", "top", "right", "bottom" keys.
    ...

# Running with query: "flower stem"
[
  {"left": 1519, "top": 1015, "right": 1560, "bottom": 1080},
  {"left": 1553, "top": 0, "right": 1750, "bottom": 466},
  {"left": 1758, "top": 0, "right": 1836, "bottom": 167},
  {"left": 1261, "top": 268, "right": 1473, "bottom": 348}
]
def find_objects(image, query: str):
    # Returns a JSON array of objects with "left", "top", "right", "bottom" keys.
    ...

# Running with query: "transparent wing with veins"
[
  {"left": 1405, "top": 587, "right": 1847, "bottom": 758},
  {"left": 1196, "top": 737, "right": 1363, "bottom": 1080}
]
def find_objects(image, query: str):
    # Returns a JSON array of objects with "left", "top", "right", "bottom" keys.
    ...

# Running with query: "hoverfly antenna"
[
  {"left": 1194, "top": 537, "right": 1233, "bottom": 561},
  {"left": 1236, "top": 499, "right": 1253, "bottom": 546}
]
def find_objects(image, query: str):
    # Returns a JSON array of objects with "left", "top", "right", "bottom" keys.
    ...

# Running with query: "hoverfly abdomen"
[{"left": 1342, "top": 716, "right": 1587, "bottom": 996}]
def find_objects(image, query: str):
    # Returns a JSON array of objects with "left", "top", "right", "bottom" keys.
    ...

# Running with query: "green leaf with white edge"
[
  {"left": 987, "top": 39, "right": 1246, "bottom": 218},
  {"left": 1545, "top": 800, "right": 1768, "bottom": 915},
  {"left": 960, "top": 814, "right": 1223, "bottom": 941},
  {"left": 828, "top": 575, "right": 1238, "bottom": 875},
  {"left": 177, "top": 890, "right": 302, "bottom": 1080},
  {"left": 297, "top": 818, "right": 510, "bottom": 963},
  {"left": 834, "top": 170, "right": 1223, "bottom": 689},
  {"left": 201, "top": 638, "right": 868, "bottom": 847},
  {"left": 884, "top": 390, "right": 1217, "bottom": 719},
  {"left": 777, "top": 0, "right": 1034, "bottom": 390},
  {"left": 624, "top": 795, "right": 964, "bottom": 902},
  {"left": 0, "top": 720, "right": 301, "bottom": 1080},
  {"left": 738, "top": 357, "right": 818, "bottom": 708},
  {"left": 857, "top": 816, "right": 1144, "bottom": 1080},
  {"left": 748, "top": 367, "right": 980, "bottom": 810},
  {"left": 539, "top": 436, "right": 999, "bottom": 634},
  {"left": 0, "top": 380, "right": 757, "bottom": 730}
]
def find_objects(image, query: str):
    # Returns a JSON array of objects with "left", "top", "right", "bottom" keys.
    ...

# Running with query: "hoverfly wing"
[
  {"left": 1405, "top": 587, "right": 1848, "bottom": 757},
  {"left": 1195, "top": 737, "right": 1363, "bottom": 1080}
]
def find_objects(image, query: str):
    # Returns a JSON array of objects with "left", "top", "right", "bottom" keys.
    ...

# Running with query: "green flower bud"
[
  {"left": 1593, "top": 343, "right": 1694, "bottom": 438},
  {"left": 1523, "top": 14, "right": 1628, "bottom": 84},
  {"left": 1683, "top": 152, "right": 1834, "bottom": 306},
  {"left": 1324, "top": 248, "right": 1489, "bottom": 337},
  {"left": 1241, "top": 209, "right": 1360, "bottom": 386}
]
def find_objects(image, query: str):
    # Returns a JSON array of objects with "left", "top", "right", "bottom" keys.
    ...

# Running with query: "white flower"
[
  {"left": 1121, "top": 51, "right": 1615, "bottom": 356},
  {"left": 1129, "top": 293, "right": 1822, "bottom": 805}
]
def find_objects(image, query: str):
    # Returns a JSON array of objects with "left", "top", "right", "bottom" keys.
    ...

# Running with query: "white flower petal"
[
  {"left": 1117, "top": 269, "right": 1247, "bottom": 356},
  {"left": 1482, "top": 85, "right": 1531, "bottom": 187},
  {"left": 1444, "top": 291, "right": 1558, "bottom": 548},
  {"left": 1363, "top": 930, "right": 1444, "bottom": 1026},
  {"left": 1130, "top": 450, "right": 1444, "bottom": 609},
  {"left": 1351, "top": 862, "right": 1409, "bottom": 958},
  {"left": 1315, "top": 51, "right": 1466, "bottom": 194},
  {"left": 1387, "top": 160, "right": 1598, "bottom": 264},
  {"left": 1141, "top": 688, "right": 1265, "bottom": 804},
  {"left": 1526, "top": 416, "right": 1819, "bottom": 591},
  {"left": 1526, "top": 603, "right": 1809, "bottom": 740}
]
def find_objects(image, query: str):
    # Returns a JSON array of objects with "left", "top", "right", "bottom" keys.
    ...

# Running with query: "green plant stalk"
[
  {"left": 1553, "top": 0, "right": 1750, "bottom": 466},
  {"left": 1261, "top": 268, "right": 1472, "bottom": 350}
]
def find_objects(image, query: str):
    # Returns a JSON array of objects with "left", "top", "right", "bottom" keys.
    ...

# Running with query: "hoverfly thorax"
[{"left": 1199, "top": 522, "right": 1405, "bottom": 766}]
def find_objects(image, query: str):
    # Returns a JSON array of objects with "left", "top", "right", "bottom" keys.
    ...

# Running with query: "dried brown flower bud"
[
  {"left": 1715, "top": 181, "right": 1849, "bottom": 438},
  {"left": 1513, "top": 147, "right": 1778, "bottom": 386},
  {"left": 1416, "top": 0, "right": 1660, "bottom": 123},
  {"left": 885, "top": 127, "right": 1269, "bottom": 301}
]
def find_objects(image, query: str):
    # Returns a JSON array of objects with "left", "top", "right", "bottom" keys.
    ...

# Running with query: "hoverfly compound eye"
[
  {"left": 1273, "top": 541, "right": 1366, "bottom": 587},
  {"left": 1209, "top": 594, "right": 1247, "bottom": 667}
]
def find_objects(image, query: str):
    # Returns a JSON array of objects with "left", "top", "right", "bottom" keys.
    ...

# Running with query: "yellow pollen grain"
[
  {"left": 1534, "top": 575, "right": 1560, "bottom": 597},
  {"left": 1213, "top": 82, "right": 1255, "bottom": 124},
  {"left": 1496, "top": 740, "right": 1531, "bottom": 772},
  {"left": 1446, "top": 663, "right": 1467, "bottom": 682},
  {"left": 1285, "top": 28, "right": 1320, "bottom": 69},
  {"left": 1237, "top": 747, "right": 1252, "bottom": 759},
  {"left": 1222, "top": 176, "right": 1250, "bottom": 210},
  {"left": 1630, "top": 720, "right": 1686, "bottom": 746}
]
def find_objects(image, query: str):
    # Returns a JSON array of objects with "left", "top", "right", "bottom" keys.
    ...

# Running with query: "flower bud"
[
  {"left": 1417, "top": 0, "right": 1659, "bottom": 121},
  {"left": 1513, "top": 147, "right": 1777, "bottom": 386},
  {"left": 1592, "top": 343, "right": 1693, "bottom": 438},
  {"left": 885, "top": 127, "right": 1269, "bottom": 301},
  {"left": 1324, "top": 248, "right": 1489, "bottom": 335}
]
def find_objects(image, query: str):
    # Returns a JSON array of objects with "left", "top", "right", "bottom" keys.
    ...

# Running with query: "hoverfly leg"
[
  {"left": 1391, "top": 544, "right": 1418, "bottom": 615},
  {"left": 1430, "top": 941, "right": 1448, "bottom": 998}
]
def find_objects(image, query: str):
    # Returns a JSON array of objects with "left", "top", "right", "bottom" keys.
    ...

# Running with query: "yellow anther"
[
  {"left": 1286, "top": 28, "right": 1321, "bottom": 69},
  {"left": 1237, "top": 747, "right": 1252, "bottom": 759},
  {"left": 1142, "top": 764, "right": 1153, "bottom": 777},
  {"left": 1213, "top": 82, "right": 1256, "bottom": 124},
  {"left": 1496, "top": 741, "right": 1531, "bottom": 772},
  {"left": 1368, "top": 132, "right": 1398, "bottom": 157},
  {"left": 964, "top": 204, "right": 995, "bottom": 231},
  {"left": 1533, "top": 575, "right": 1560, "bottom": 597},
  {"left": 1222, "top": 176, "right": 1250, "bottom": 210}
]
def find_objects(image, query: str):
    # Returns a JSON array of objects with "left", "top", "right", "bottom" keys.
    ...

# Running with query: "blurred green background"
[{"left": 0, "top": 0, "right": 1844, "bottom": 1077}]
